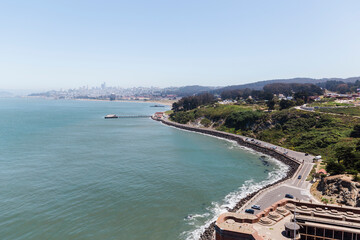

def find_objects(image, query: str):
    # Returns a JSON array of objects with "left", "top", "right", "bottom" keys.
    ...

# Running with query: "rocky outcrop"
[{"left": 317, "top": 175, "right": 360, "bottom": 207}]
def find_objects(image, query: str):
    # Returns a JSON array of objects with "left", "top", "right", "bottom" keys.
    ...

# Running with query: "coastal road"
[
  {"left": 241, "top": 161, "right": 315, "bottom": 215},
  {"left": 295, "top": 105, "right": 360, "bottom": 119},
  {"left": 289, "top": 161, "right": 314, "bottom": 188},
  {"left": 159, "top": 116, "right": 316, "bottom": 216},
  {"left": 238, "top": 136, "right": 315, "bottom": 215},
  {"left": 239, "top": 136, "right": 315, "bottom": 165},
  {"left": 243, "top": 184, "right": 313, "bottom": 215}
]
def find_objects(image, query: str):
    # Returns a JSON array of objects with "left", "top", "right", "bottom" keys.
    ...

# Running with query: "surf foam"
[{"left": 181, "top": 154, "right": 288, "bottom": 240}]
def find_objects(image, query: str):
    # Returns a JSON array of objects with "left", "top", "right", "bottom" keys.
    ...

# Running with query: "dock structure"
[
  {"left": 104, "top": 114, "right": 151, "bottom": 119},
  {"left": 117, "top": 115, "right": 151, "bottom": 118}
]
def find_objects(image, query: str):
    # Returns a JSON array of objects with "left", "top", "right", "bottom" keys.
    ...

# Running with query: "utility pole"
[{"left": 293, "top": 208, "right": 296, "bottom": 240}]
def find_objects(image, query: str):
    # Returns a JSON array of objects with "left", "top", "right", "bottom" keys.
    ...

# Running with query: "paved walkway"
[{"left": 295, "top": 105, "right": 360, "bottom": 119}]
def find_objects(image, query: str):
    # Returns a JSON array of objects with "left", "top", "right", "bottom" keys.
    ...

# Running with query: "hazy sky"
[{"left": 1, "top": 0, "right": 360, "bottom": 90}]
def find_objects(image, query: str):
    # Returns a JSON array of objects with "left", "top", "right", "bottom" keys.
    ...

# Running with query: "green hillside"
[{"left": 170, "top": 104, "right": 360, "bottom": 175}]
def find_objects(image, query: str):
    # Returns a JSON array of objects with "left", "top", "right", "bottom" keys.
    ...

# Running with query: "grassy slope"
[
  {"left": 315, "top": 107, "right": 360, "bottom": 117},
  {"left": 170, "top": 104, "right": 360, "bottom": 162}
]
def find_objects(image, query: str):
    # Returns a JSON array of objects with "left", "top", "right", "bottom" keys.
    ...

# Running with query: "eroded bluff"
[{"left": 317, "top": 175, "right": 360, "bottom": 207}]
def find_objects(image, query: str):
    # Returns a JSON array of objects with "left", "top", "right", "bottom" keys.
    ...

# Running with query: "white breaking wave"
[
  {"left": 158, "top": 122, "right": 290, "bottom": 240},
  {"left": 181, "top": 152, "right": 289, "bottom": 240}
]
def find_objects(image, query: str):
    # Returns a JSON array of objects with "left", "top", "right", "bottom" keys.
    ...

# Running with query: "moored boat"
[{"left": 104, "top": 114, "right": 118, "bottom": 119}]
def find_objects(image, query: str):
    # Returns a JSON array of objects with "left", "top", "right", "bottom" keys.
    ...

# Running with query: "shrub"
[
  {"left": 170, "top": 111, "right": 195, "bottom": 124},
  {"left": 224, "top": 111, "right": 263, "bottom": 130},
  {"left": 200, "top": 118, "right": 211, "bottom": 127}
]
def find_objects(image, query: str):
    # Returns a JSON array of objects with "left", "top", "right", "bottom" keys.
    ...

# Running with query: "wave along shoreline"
[
  {"left": 152, "top": 117, "right": 300, "bottom": 240},
  {"left": 182, "top": 149, "right": 288, "bottom": 240}
]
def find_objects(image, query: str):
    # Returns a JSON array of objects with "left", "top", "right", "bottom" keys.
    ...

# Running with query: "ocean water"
[{"left": 0, "top": 98, "right": 287, "bottom": 240}]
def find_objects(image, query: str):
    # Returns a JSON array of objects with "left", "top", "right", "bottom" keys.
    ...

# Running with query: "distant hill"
[
  {"left": 0, "top": 91, "right": 14, "bottom": 97},
  {"left": 212, "top": 77, "right": 360, "bottom": 94},
  {"left": 163, "top": 85, "right": 220, "bottom": 97}
]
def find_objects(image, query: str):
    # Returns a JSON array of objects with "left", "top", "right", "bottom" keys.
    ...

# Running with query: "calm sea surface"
[{"left": 0, "top": 98, "right": 287, "bottom": 240}]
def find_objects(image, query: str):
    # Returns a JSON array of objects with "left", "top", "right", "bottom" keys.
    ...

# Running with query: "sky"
[{"left": 0, "top": 0, "right": 360, "bottom": 90}]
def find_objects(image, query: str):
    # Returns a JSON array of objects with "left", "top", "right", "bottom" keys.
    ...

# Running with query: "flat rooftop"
[{"left": 216, "top": 199, "right": 360, "bottom": 240}]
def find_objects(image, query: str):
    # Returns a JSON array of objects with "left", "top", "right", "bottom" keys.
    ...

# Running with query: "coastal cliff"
[{"left": 317, "top": 175, "right": 360, "bottom": 207}]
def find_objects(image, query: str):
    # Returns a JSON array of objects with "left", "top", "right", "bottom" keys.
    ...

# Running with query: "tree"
[
  {"left": 350, "top": 125, "right": 360, "bottom": 138},
  {"left": 326, "top": 160, "right": 346, "bottom": 175},
  {"left": 263, "top": 83, "right": 323, "bottom": 96},
  {"left": 295, "top": 98, "right": 305, "bottom": 106},
  {"left": 263, "top": 83, "right": 292, "bottom": 95},
  {"left": 172, "top": 93, "right": 215, "bottom": 112},
  {"left": 335, "top": 143, "right": 356, "bottom": 167},
  {"left": 279, "top": 99, "right": 295, "bottom": 110},
  {"left": 172, "top": 102, "right": 180, "bottom": 112},
  {"left": 337, "top": 84, "right": 350, "bottom": 94},
  {"left": 294, "top": 91, "right": 309, "bottom": 103},
  {"left": 266, "top": 99, "right": 276, "bottom": 110},
  {"left": 224, "top": 111, "right": 263, "bottom": 130},
  {"left": 317, "top": 80, "right": 345, "bottom": 92}
]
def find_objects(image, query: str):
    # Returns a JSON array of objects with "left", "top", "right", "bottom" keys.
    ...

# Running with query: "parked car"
[
  {"left": 245, "top": 209, "right": 255, "bottom": 214},
  {"left": 305, "top": 153, "right": 309, "bottom": 156},
  {"left": 298, "top": 175, "right": 302, "bottom": 179},
  {"left": 251, "top": 205, "right": 261, "bottom": 210},
  {"left": 285, "top": 194, "right": 294, "bottom": 199}
]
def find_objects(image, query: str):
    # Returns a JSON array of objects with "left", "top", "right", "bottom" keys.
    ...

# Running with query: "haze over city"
[{"left": 1, "top": 0, "right": 360, "bottom": 91}]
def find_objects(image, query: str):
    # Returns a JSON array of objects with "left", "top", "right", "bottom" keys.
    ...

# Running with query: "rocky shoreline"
[{"left": 152, "top": 117, "right": 300, "bottom": 240}]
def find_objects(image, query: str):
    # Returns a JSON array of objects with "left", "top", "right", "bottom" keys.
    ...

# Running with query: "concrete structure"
[
  {"left": 284, "top": 222, "right": 300, "bottom": 239},
  {"left": 215, "top": 199, "right": 360, "bottom": 240},
  {"left": 154, "top": 112, "right": 164, "bottom": 119}
]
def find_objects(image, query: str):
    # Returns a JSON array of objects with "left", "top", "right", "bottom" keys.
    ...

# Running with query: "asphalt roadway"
[
  {"left": 239, "top": 143, "right": 316, "bottom": 215},
  {"left": 160, "top": 116, "right": 317, "bottom": 216}
]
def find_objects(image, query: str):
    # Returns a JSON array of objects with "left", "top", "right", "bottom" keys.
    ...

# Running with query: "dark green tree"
[
  {"left": 356, "top": 140, "right": 360, "bottom": 152},
  {"left": 224, "top": 111, "right": 263, "bottom": 131},
  {"left": 294, "top": 91, "right": 309, "bottom": 103},
  {"left": 335, "top": 143, "right": 356, "bottom": 167},
  {"left": 337, "top": 84, "right": 350, "bottom": 94},
  {"left": 266, "top": 99, "right": 276, "bottom": 110},
  {"left": 326, "top": 160, "right": 346, "bottom": 175},
  {"left": 279, "top": 99, "right": 295, "bottom": 110},
  {"left": 350, "top": 125, "right": 360, "bottom": 138},
  {"left": 172, "top": 93, "right": 215, "bottom": 112}
]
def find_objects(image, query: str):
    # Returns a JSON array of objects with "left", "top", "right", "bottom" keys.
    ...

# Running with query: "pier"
[
  {"left": 117, "top": 115, "right": 151, "bottom": 118},
  {"left": 105, "top": 114, "right": 151, "bottom": 119}
]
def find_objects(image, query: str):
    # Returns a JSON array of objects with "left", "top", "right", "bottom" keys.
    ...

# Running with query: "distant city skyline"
[{"left": 1, "top": 0, "right": 360, "bottom": 90}]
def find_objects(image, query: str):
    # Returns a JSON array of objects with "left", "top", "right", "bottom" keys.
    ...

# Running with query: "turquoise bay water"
[{"left": 0, "top": 98, "right": 287, "bottom": 240}]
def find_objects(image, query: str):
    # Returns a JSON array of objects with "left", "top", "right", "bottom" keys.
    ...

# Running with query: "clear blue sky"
[{"left": 1, "top": 0, "right": 360, "bottom": 90}]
